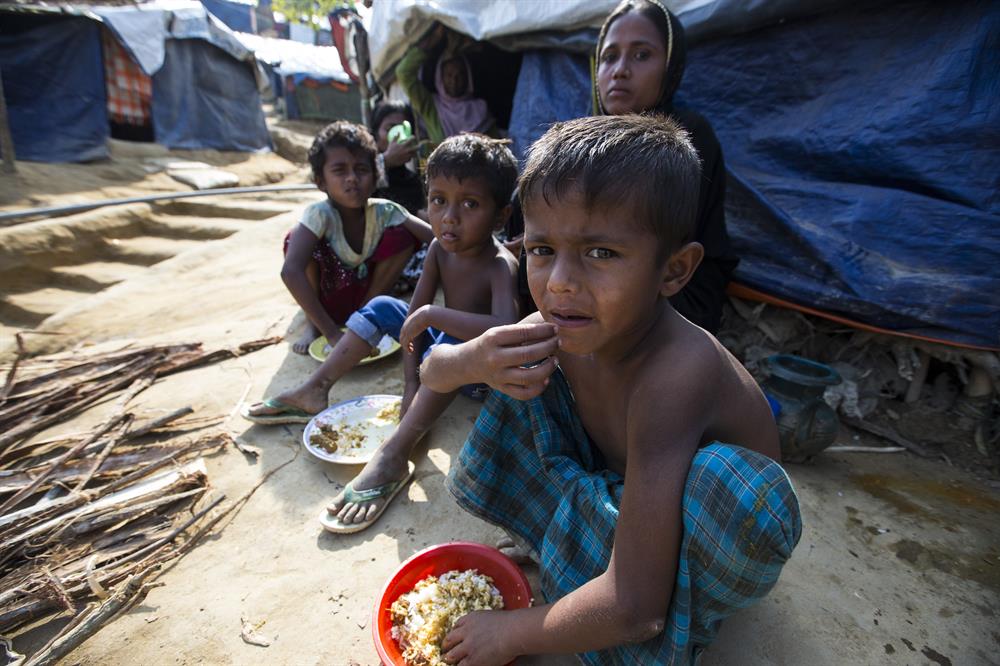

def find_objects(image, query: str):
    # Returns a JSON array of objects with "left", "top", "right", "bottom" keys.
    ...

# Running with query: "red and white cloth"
[{"left": 102, "top": 30, "right": 152, "bottom": 125}]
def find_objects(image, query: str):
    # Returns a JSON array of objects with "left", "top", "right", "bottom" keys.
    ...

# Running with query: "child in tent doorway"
[
  {"left": 280, "top": 121, "right": 434, "bottom": 354},
  {"left": 418, "top": 115, "right": 802, "bottom": 665},
  {"left": 370, "top": 100, "right": 430, "bottom": 291},
  {"left": 246, "top": 134, "right": 521, "bottom": 535},
  {"left": 395, "top": 24, "right": 497, "bottom": 146}
]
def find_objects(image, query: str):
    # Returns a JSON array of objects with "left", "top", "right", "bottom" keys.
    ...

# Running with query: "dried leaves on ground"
[{"left": 720, "top": 298, "right": 1000, "bottom": 475}]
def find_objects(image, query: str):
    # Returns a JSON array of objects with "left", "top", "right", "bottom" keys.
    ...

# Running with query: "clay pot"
[{"left": 763, "top": 354, "right": 842, "bottom": 462}]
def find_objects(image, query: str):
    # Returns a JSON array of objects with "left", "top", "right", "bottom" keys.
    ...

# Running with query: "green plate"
[{"left": 308, "top": 330, "right": 400, "bottom": 365}]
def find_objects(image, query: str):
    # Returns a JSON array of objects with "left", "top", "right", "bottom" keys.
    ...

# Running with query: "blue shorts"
[{"left": 346, "top": 295, "right": 488, "bottom": 400}]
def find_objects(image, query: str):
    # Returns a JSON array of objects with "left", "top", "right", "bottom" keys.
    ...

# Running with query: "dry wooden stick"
[
  {"left": 3, "top": 344, "right": 196, "bottom": 399},
  {"left": 69, "top": 408, "right": 196, "bottom": 494},
  {"left": 23, "top": 565, "right": 163, "bottom": 666},
  {"left": 841, "top": 416, "right": 942, "bottom": 460},
  {"left": 0, "top": 333, "right": 25, "bottom": 407},
  {"left": 1, "top": 440, "right": 213, "bottom": 495},
  {"left": 155, "top": 336, "right": 282, "bottom": 377},
  {"left": 120, "top": 493, "right": 226, "bottom": 569},
  {"left": 124, "top": 407, "right": 194, "bottom": 440},
  {"left": 71, "top": 428, "right": 131, "bottom": 495},
  {"left": 0, "top": 414, "right": 130, "bottom": 515},
  {"left": 0, "top": 367, "right": 154, "bottom": 452},
  {"left": 68, "top": 488, "right": 206, "bottom": 536},
  {"left": 0, "top": 356, "right": 152, "bottom": 423}
]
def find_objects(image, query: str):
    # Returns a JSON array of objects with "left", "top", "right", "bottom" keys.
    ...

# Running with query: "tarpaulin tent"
[
  {"left": 368, "top": 0, "right": 999, "bottom": 349},
  {"left": 0, "top": 1, "right": 271, "bottom": 162},
  {"left": 0, "top": 12, "right": 111, "bottom": 162},
  {"left": 200, "top": 0, "right": 255, "bottom": 34},
  {"left": 235, "top": 32, "right": 362, "bottom": 122}
]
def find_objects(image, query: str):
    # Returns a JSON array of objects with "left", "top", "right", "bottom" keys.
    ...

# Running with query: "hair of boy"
[
  {"left": 370, "top": 100, "right": 414, "bottom": 136},
  {"left": 519, "top": 114, "right": 700, "bottom": 263},
  {"left": 425, "top": 133, "right": 518, "bottom": 211},
  {"left": 307, "top": 120, "right": 378, "bottom": 183}
]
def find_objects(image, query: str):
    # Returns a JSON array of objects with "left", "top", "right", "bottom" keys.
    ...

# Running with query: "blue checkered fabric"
[{"left": 446, "top": 370, "right": 802, "bottom": 665}]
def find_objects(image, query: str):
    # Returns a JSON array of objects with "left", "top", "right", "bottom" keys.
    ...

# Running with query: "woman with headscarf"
[
  {"left": 395, "top": 24, "right": 496, "bottom": 146},
  {"left": 595, "top": 0, "right": 738, "bottom": 332}
]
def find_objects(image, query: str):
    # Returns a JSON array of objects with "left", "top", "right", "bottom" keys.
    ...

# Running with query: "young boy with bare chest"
[
  {"left": 419, "top": 115, "right": 802, "bottom": 664},
  {"left": 247, "top": 134, "right": 521, "bottom": 534}
]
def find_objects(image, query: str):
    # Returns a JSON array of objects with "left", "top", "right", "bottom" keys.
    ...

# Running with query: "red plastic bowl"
[{"left": 372, "top": 541, "right": 533, "bottom": 665}]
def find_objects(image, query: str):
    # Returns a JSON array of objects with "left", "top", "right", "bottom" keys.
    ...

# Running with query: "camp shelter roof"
[
  {"left": 87, "top": 0, "right": 256, "bottom": 75},
  {"left": 235, "top": 31, "right": 350, "bottom": 82},
  {"left": 201, "top": 0, "right": 256, "bottom": 34},
  {"left": 0, "top": 1, "right": 257, "bottom": 72},
  {"left": 367, "top": 0, "right": 842, "bottom": 80}
]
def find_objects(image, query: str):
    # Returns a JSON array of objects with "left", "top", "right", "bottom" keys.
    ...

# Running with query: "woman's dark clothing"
[
  {"left": 509, "top": 7, "right": 738, "bottom": 331},
  {"left": 669, "top": 107, "right": 738, "bottom": 333},
  {"left": 373, "top": 165, "right": 424, "bottom": 216}
]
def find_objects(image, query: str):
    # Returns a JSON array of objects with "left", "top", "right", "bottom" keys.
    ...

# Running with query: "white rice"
[{"left": 389, "top": 569, "right": 504, "bottom": 665}]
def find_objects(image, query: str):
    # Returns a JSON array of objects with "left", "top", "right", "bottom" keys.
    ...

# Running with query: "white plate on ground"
[
  {"left": 302, "top": 394, "right": 402, "bottom": 464},
  {"left": 308, "top": 332, "right": 400, "bottom": 365}
]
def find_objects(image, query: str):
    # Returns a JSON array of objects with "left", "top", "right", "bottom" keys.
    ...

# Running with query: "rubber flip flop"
[
  {"left": 241, "top": 397, "right": 315, "bottom": 425},
  {"left": 320, "top": 461, "right": 416, "bottom": 534}
]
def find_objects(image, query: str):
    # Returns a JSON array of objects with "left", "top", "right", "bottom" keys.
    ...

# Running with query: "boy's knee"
[
  {"left": 366, "top": 294, "right": 399, "bottom": 311},
  {"left": 687, "top": 444, "right": 802, "bottom": 561}
]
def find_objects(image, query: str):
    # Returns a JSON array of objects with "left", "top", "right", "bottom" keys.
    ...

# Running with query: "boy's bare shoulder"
[
  {"left": 640, "top": 316, "right": 729, "bottom": 388},
  {"left": 638, "top": 315, "right": 778, "bottom": 456},
  {"left": 486, "top": 240, "right": 519, "bottom": 275}
]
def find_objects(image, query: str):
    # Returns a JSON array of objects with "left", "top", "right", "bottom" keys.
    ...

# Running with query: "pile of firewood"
[{"left": 0, "top": 336, "right": 279, "bottom": 665}]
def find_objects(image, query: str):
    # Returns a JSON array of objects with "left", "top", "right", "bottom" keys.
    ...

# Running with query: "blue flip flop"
[
  {"left": 241, "top": 397, "right": 315, "bottom": 425},
  {"left": 320, "top": 461, "right": 415, "bottom": 534}
]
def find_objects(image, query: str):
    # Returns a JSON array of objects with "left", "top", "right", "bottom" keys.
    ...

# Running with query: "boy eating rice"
[{"left": 419, "top": 115, "right": 802, "bottom": 664}]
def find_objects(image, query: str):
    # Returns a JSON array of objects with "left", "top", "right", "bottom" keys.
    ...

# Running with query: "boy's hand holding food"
[{"left": 421, "top": 322, "right": 559, "bottom": 400}]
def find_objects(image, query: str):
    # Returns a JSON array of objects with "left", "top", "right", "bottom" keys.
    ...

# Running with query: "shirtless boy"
[
  {"left": 419, "top": 115, "right": 802, "bottom": 664},
  {"left": 247, "top": 134, "right": 520, "bottom": 534}
]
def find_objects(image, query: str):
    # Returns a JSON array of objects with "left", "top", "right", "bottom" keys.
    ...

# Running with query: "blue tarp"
[
  {"left": 0, "top": 16, "right": 109, "bottom": 162},
  {"left": 93, "top": 1, "right": 254, "bottom": 76},
  {"left": 508, "top": 0, "right": 999, "bottom": 348},
  {"left": 200, "top": 0, "right": 254, "bottom": 34},
  {"left": 508, "top": 51, "right": 591, "bottom": 162},
  {"left": 677, "top": 0, "right": 1000, "bottom": 348},
  {"left": 152, "top": 38, "right": 271, "bottom": 151}
]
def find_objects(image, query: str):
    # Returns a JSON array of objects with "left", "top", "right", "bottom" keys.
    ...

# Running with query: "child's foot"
[
  {"left": 245, "top": 383, "right": 328, "bottom": 420},
  {"left": 497, "top": 535, "right": 539, "bottom": 566},
  {"left": 325, "top": 448, "right": 413, "bottom": 528},
  {"left": 291, "top": 323, "right": 320, "bottom": 355}
]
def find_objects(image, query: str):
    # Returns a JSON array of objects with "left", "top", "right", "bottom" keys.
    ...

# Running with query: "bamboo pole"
[{"left": 0, "top": 68, "right": 15, "bottom": 174}]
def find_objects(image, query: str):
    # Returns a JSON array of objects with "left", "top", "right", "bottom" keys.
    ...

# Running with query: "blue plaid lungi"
[{"left": 446, "top": 370, "right": 802, "bottom": 665}]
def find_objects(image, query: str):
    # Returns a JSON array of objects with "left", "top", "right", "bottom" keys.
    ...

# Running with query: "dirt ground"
[{"left": 2, "top": 139, "right": 998, "bottom": 666}]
